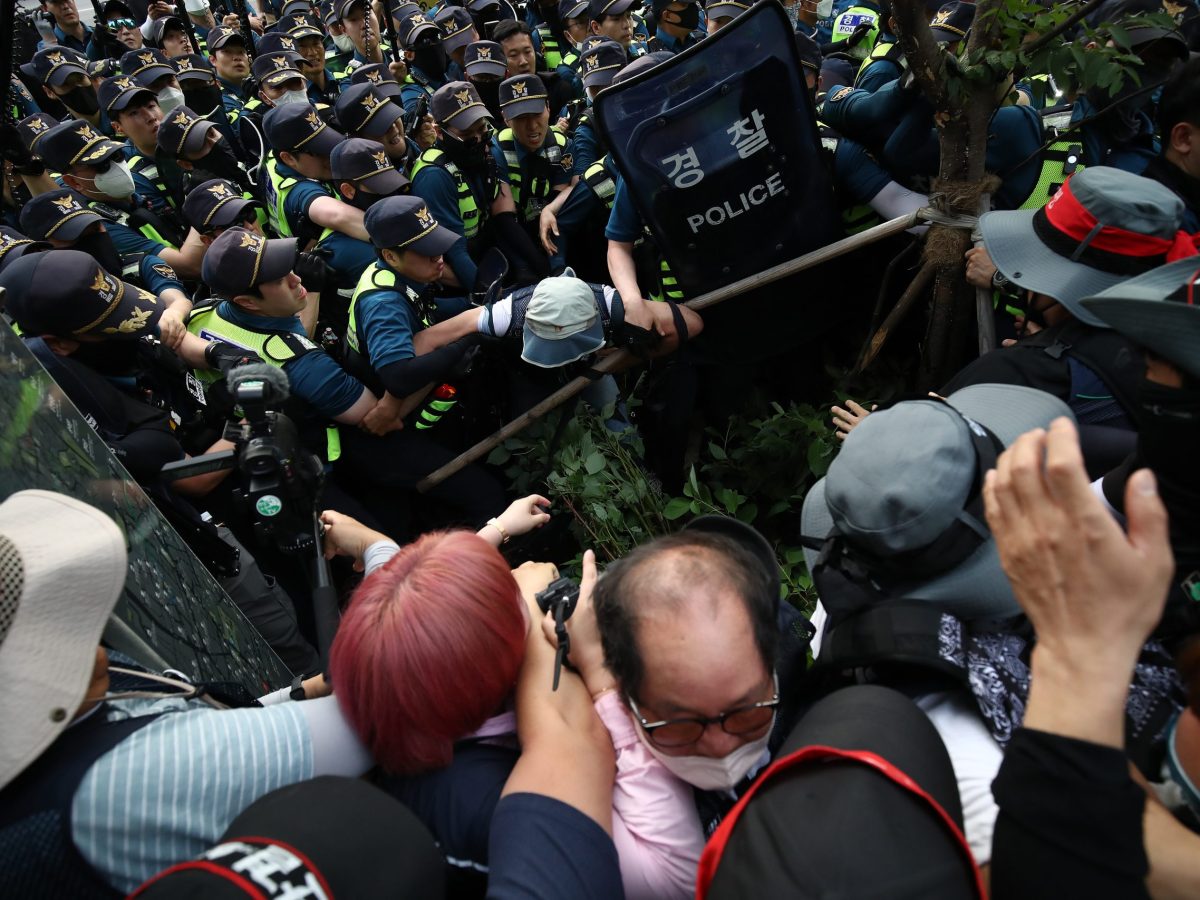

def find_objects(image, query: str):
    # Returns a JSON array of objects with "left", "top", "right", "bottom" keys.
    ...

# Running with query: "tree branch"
[
  {"left": 965, "top": 0, "right": 1008, "bottom": 57},
  {"left": 891, "top": 0, "right": 949, "bottom": 107},
  {"left": 1021, "top": 0, "right": 1108, "bottom": 58}
]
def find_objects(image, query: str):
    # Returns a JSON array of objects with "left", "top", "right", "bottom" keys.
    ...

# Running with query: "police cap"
[
  {"left": 579, "top": 39, "right": 624, "bottom": 89},
  {"left": 364, "top": 195, "right": 459, "bottom": 255},
  {"left": 19, "top": 189, "right": 104, "bottom": 242},
  {"left": 256, "top": 32, "right": 303, "bottom": 59},
  {"left": 559, "top": 0, "right": 589, "bottom": 20},
  {"left": 928, "top": 1, "right": 975, "bottom": 43},
  {"left": 398, "top": 10, "right": 440, "bottom": 48},
  {"left": 207, "top": 26, "right": 248, "bottom": 52},
  {"left": 201, "top": 227, "right": 299, "bottom": 298},
  {"left": 430, "top": 81, "right": 491, "bottom": 129},
  {"left": 16, "top": 113, "right": 59, "bottom": 155},
  {"left": 263, "top": 103, "right": 346, "bottom": 155},
  {"left": 499, "top": 74, "right": 549, "bottom": 119},
  {"left": 120, "top": 48, "right": 177, "bottom": 88},
  {"left": 335, "top": 84, "right": 405, "bottom": 138},
  {"left": 144, "top": 15, "right": 189, "bottom": 49},
  {"left": 588, "top": 0, "right": 636, "bottom": 21},
  {"left": 174, "top": 53, "right": 218, "bottom": 84},
  {"left": 157, "top": 106, "right": 219, "bottom": 159},
  {"left": 37, "top": 120, "right": 126, "bottom": 173},
  {"left": 98, "top": 74, "right": 154, "bottom": 115},
  {"left": 0, "top": 228, "right": 51, "bottom": 274},
  {"left": 282, "top": 12, "right": 326, "bottom": 40},
  {"left": 464, "top": 41, "right": 507, "bottom": 79},
  {"left": 435, "top": 6, "right": 476, "bottom": 53},
  {"left": 330, "top": 137, "right": 411, "bottom": 195},
  {"left": 252, "top": 52, "right": 306, "bottom": 88},
  {"left": 350, "top": 64, "right": 405, "bottom": 101},
  {"left": 21, "top": 47, "right": 90, "bottom": 87},
  {"left": 181, "top": 179, "right": 262, "bottom": 234}
]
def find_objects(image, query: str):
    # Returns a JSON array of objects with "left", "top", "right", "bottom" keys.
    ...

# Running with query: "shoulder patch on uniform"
[
  {"left": 152, "top": 263, "right": 178, "bottom": 281},
  {"left": 829, "top": 86, "right": 854, "bottom": 103},
  {"left": 560, "top": 152, "right": 573, "bottom": 171}
]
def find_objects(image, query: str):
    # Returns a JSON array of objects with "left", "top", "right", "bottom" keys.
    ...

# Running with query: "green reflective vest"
[
  {"left": 496, "top": 128, "right": 569, "bottom": 221},
  {"left": 535, "top": 24, "right": 563, "bottom": 69},
  {"left": 410, "top": 147, "right": 497, "bottom": 240},
  {"left": 854, "top": 40, "right": 905, "bottom": 85},
  {"left": 583, "top": 157, "right": 616, "bottom": 209},
  {"left": 262, "top": 154, "right": 336, "bottom": 243},
  {"left": 829, "top": 5, "right": 880, "bottom": 61},
  {"left": 1019, "top": 105, "right": 1085, "bottom": 211}
]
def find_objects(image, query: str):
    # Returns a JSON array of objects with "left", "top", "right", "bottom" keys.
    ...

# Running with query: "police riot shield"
[
  {"left": 0, "top": 320, "right": 292, "bottom": 695},
  {"left": 595, "top": 0, "right": 841, "bottom": 300}
]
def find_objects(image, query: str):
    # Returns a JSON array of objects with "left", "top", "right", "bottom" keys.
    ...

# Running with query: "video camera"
[
  {"left": 402, "top": 93, "right": 430, "bottom": 144},
  {"left": 536, "top": 576, "right": 580, "bottom": 691}
]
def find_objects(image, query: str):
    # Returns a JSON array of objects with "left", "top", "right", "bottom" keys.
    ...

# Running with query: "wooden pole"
[
  {"left": 974, "top": 194, "right": 997, "bottom": 356},
  {"left": 417, "top": 209, "right": 926, "bottom": 492}
]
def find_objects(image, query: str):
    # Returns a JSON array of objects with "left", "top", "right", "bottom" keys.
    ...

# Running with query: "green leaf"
[
  {"left": 717, "top": 488, "right": 742, "bottom": 514},
  {"left": 584, "top": 452, "right": 605, "bottom": 475},
  {"left": 689, "top": 500, "right": 705, "bottom": 515},
  {"left": 664, "top": 497, "right": 692, "bottom": 520},
  {"left": 688, "top": 465, "right": 700, "bottom": 495},
  {"left": 708, "top": 441, "right": 728, "bottom": 461},
  {"left": 784, "top": 547, "right": 806, "bottom": 565},
  {"left": 736, "top": 502, "right": 758, "bottom": 524},
  {"left": 767, "top": 499, "right": 792, "bottom": 517},
  {"left": 487, "top": 445, "right": 511, "bottom": 465}
]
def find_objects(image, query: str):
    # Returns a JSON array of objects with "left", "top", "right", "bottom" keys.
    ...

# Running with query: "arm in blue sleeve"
[
  {"left": 132, "top": 172, "right": 172, "bottom": 215},
  {"left": 573, "top": 122, "right": 601, "bottom": 175},
  {"left": 106, "top": 221, "right": 167, "bottom": 259},
  {"left": 820, "top": 79, "right": 916, "bottom": 149},
  {"left": 138, "top": 254, "right": 185, "bottom": 295},
  {"left": 833, "top": 137, "right": 892, "bottom": 205},
  {"left": 284, "top": 352, "right": 369, "bottom": 419},
  {"left": 413, "top": 166, "right": 478, "bottom": 288},
  {"left": 604, "top": 179, "right": 642, "bottom": 243}
]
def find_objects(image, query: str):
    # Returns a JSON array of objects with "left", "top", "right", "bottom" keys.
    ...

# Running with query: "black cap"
[
  {"left": 0, "top": 227, "right": 51, "bottom": 274},
  {"left": 207, "top": 26, "right": 248, "bottom": 51},
  {"left": 588, "top": 0, "right": 636, "bottom": 20},
  {"left": 929, "top": 1, "right": 975, "bottom": 42},
  {"left": 182, "top": 179, "right": 262, "bottom": 233},
  {"left": 281, "top": 0, "right": 316, "bottom": 16},
  {"left": 174, "top": 53, "right": 217, "bottom": 83},
  {"left": 350, "top": 64, "right": 405, "bottom": 101},
  {"left": 699, "top": 686, "right": 982, "bottom": 900},
  {"left": 252, "top": 51, "right": 307, "bottom": 87},
  {"left": 281, "top": 11, "right": 326, "bottom": 38},
  {"left": 794, "top": 29, "right": 822, "bottom": 73},
  {"left": 19, "top": 189, "right": 104, "bottom": 242},
  {"left": 334, "top": 0, "right": 369, "bottom": 19},
  {"left": 499, "top": 73, "right": 549, "bottom": 118},
  {"left": 144, "top": 15, "right": 189, "bottom": 49},
  {"left": 256, "top": 31, "right": 303, "bottom": 57},
  {"left": 364, "top": 195, "right": 458, "bottom": 254},
  {"left": 430, "top": 80, "right": 490, "bottom": 128},
  {"left": 98, "top": 74, "right": 155, "bottom": 115},
  {"left": 264, "top": 103, "right": 345, "bottom": 155},
  {"left": 130, "top": 777, "right": 446, "bottom": 900},
  {"left": 21, "top": 47, "right": 90, "bottom": 87},
  {"left": 435, "top": 6, "right": 476, "bottom": 52},
  {"left": 560, "top": 0, "right": 589, "bottom": 19},
  {"left": 17, "top": 112, "right": 60, "bottom": 154},
  {"left": 37, "top": 120, "right": 126, "bottom": 173},
  {"left": 157, "top": 106, "right": 219, "bottom": 159},
  {"left": 330, "top": 137, "right": 411, "bottom": 194},
  {"left": 335, "top": 84, "right": 405, "bottom": 138},
  {"left": 704, "top": 0, "right": 749, "bottom": 16},
  {"left": 397, "top": 9, "right": 440, "bottom": 47},
  {"left": 102, "top": 0, "right": 135, "bottom": 18},
  {"left": 121, "top": 48, "right": 177, "bottom": 87},
  {"left": 389, "top": 0, "right": 422, "bottom": 22},
  {"left": 579, "top": 39, "right": 625, "bottom": 88},
  {"left": 465, "top": 41, "right": 508, "bottom": 78},
  {"left": 0, "top": 249, "right": 162, "bottom": 340},
  {"left": 319, "top": 0, "right": 340, "bottom": 24},
  {"left": 201, "top": 227, "right": 299, "bottom": 298}
]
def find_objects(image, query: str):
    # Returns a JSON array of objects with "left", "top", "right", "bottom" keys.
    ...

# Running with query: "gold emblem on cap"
[
  {"left": 365, "top": 68, "right": 382, "bottom": 82},
  {"left": 138, "top": 52, "right": 155, "bottom": 65},
  {"left": 584, "top": 54, "right": 599, "bottom": 71},
  {"left": 281, "top": 37, "right": 296, "bottom": 49},
  {"left": 51, "top": 195, "right": 77, "bottom": 213},
  {"left": 77, "top": 124, "right": 102, "bottom": 143},
  {"left": 208, "top": 181, "right": 233, "bottom": 197},
  {"left": 408, "top": 12, "right": 425, "bottom": 25},
  {"left": 372, "top": 150, "right": 389, "bottom": 169},
  {"left": 454, "top": 88, "right": 471, "bottom": 106},
  {"left": 105, "top": 306, "right": 153, "bottom": 334},
  {"left": 173, "top": 109, "right": 191, "bottom": 125},
  {"left": 239, "top": 231, "right": 262, "bottom": 249},
  {"left": 293, "top": 14, "right": 306, "bottom": 25},
  {"left": 361, "top": 93, "right": 383, "bottom": 111},
  {"left": 27, "top": 116, "right": 50, "bottom": 133},
  {"left": 511, "top": 80, "right": 528, "bottom": 97},
  {"left": 46, "top": 51, "right": 65, "bottom": 65},
  {"left": 114, "top": 76, "right": 134, "bottom": 89},
  {"left": 90, "top": 270, "right": 111, "bottom": 294},
  {"left": 415, "top": 205, "right": 434, "bottom": 228},
  {"left": 273, "top": 55, "right": 290, "bottom": 69},
  {"left": 305, "top": 109, "right": 322, "bottom": 128},
  {"left": 932, "top": 8, "right": 951, "bottom": 24},
  {"left": 476, "top": 46, "right": 491, "bottom": 59}
]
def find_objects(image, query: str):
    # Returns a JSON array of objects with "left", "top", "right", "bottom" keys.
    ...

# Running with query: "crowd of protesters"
[{"left": 0, "top": 0, "right": 1199, "bottom": 896}]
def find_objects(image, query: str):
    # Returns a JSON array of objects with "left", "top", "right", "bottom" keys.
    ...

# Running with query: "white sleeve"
[
  {"left": 867, "top": 181, "right": 930, "bottom": 234},
  {"left": 482, "top": 295, "right": 514, "bottom": 336},
  {"left": 363, "top": 540, "right": 400, "bottom": 576}
]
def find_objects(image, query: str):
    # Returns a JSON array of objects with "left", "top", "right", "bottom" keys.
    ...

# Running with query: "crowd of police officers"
[{"left": 0, "top": 0, "right": 1198, "bottom": 662}]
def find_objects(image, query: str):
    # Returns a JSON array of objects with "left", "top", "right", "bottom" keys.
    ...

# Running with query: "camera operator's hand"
[
  {"left": 204, "top": 340, "right": 264, "bottom": 374},
  {"left": 481, "top": 494, "right": 551, "bottom": 547},
  {"left": 513, "top": 561, "right": 559, "bottom": 616},
  {"left": 540, "top": 550, "right": 615, "bottom": 699},
  {"left": 319, "top": 509, "right": 393, "bottom": 572},
  {"left": 294, "top": 249, "right": 334, "bottom": 294}
]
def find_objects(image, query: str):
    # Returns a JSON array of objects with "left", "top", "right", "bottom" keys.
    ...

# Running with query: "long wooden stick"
[
  {"left": 417, "top": 209, "right": 927, "bottom": 492},
  {"left": 855, "top": 260, "right": 936, "bottom": 373}
]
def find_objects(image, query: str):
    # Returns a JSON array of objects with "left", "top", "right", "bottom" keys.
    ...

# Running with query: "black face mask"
[
  {"left": 183, "top": 85, "right": 224, "bottom": 117},
  {"left": 73, "top": 229, "right": 124, "bottom": 282},
  {"left": 191, "top": 140, "right": 251, "bottom": 192},
  {"left": 473, "top": 78, "right": 502, "bottom": 120},
  {"left": 442, "top": 129, "right": 490, "bottom": 170},
  {"left": 344, "top": 187, "right": 382, "bottom": 211},
  {"left": 63, "top": 83, "right": 100, "bottom": 116},
  {"left": 412, "top": 43, "right": 447, "bottom": 78},
  {"left": 1138, "top": 378, "right": 1200, "bottom": 499},
  {"left": 669, "top": 3, "right": 700, "bottom": 30}
]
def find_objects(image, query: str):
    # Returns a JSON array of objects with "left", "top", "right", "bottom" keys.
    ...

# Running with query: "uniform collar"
[{"left": 220, "top": 298, "right": 305, "bottom": 332}]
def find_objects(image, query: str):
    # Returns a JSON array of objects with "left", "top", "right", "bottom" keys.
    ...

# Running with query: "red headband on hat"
[{"left": 1043, "top": 176, "right": 1200, "bottom": 265}]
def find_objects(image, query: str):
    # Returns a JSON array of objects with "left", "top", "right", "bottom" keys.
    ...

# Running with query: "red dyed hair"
[{"left": 329, "top": 530, "right": 526, "bottom": 774}]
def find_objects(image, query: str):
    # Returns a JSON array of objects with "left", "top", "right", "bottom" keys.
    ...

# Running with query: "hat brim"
[
  {"left": 106, "top": 85, "right": 156, "bottom": 113},
  {"left": 522, "top": 316, "right": 605, "bottom": 368},
  {"left": 180, "top": 118, "right": 218, "bottom": 158},
  {"left": 131, "top": 64, "right": 179, "bottom": 87},
  {"left": 289, "top": 25, "right": 326, "bottom": 40},
  {"left": 562, "top": 0, "right": 590, "bottom": 18},
  {"left": 704, "top": 2, "right": 747, "bottom": 19},
  {"left": 403, "top": 22, "right": 441, "bottom": 47},
  {"left": 358, "top": 165, "right": 411, "bottom": 196},
  {"left": 260, "top": 68, "right": 307, "bottom": 86},
  {"left": 80, "top": 276, "right": 165, "bottom": 339},
  {"left": 466, "top": 59, "right": 508, "bottom": 78},
  {"left": 442, "top": 102, "right": 491, "bottom": 129},
  {"left": 502, "top": 96, "right": 549, "bottom": 119},
  {"left": 594, "top": 0, "right": 636, "bottom": 17},
  {"left": 979, "top": 208, "right": 1125, "bottom": 325},
  {"left": 207, "top": 196, "right": 262, "bottom": 230},
  {"left": 295, "top": 122, "right": 345, "bottom": 156},
  {"left": 0, "top": 239, "right": 51, "bottom": 271},
  {"left": 930, "top": 25, "right": 967, "bottom": 42},
  {"left": 176, "top": 68, "right": 216, "bottom": 83},
  {"left": 47, "top": 208, "right": 105, "bottom": 242},
  {"left": 73, "top": 139, "right": 128, "bottom": 169},
  {"left": 800, "top": 383, "right": 1073, "bottom": 620},
  {"left": 442, "top": 30, "right": 476, "bottom": 52},
  {"left": 357, "top": 103, "right": 405, "bottom": 138},
  {"left": 209, "top": 31, "right": 247, "bottom": 50},
  {"left": 582, "top": 65, "right": 620, "bottom": 88},
  {"left": 364, "top": 79, "right": 404, "bottom": 101},
  {"left": 46, "top": 61, "right": 91, "bottom": 87},
  {"left": 403, "top": 221, "right": 459, "bottom": 257},
  {"left": 258, "top": 237, "right": 301, "bottom": 284}
]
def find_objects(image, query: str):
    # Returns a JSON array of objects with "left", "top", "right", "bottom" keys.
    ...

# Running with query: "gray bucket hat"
[
  {"left": 980, "top": 167, "right": 1188, "bottom": 326},
  {"left": 1079, "top": 256, "right": 1200, "bottom": 381},
  {"left": 801, "top": 384, "right": 1073, "bottom": 620}
]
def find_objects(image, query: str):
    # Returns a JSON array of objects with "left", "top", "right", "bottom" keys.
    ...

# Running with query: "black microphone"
[{"left": 226, "top": 361, "right": 291, "bottom": 407}]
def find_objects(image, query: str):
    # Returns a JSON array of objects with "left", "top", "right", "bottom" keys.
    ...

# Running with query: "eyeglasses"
[
  {"left": 627, "top": 674, "right": 779, "bottom": 749},
  {"left": 108, "top": 18, "right": 137, "bottom": 29}
]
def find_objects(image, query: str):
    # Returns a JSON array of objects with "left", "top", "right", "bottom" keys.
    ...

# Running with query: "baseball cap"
[
  {"left": 611, "top": 51, "right": 673, "bottom": 85},
  {"left": 588, "top": 0, "right": 636, "bottom": 19},
  {"left": 801, "top": 384, "right": 1074, "bottom": 620},
  {"left": 521, "top": 270, "right": 605, "bottom": 367},
  {"left": 129, "top": 777, "right": 445, "bottom": 899},
  {"left": 157, "top": 106, "right": 218, "bottom": 159},
  {"left": 364, "top": 195, "right": 458, "bottom": 254},
  {"left": 794, "top": 29, "right": 823, "bottom": 73},
  {"left": 181, "top": 179, "right": 262, "bottom": 233},
  {"left": 18, "top": 189, "right": 104, "bottom": 242},
  {"left": 350, "top": 64, "right": 405, "bottom": 101},
  {"left": 281, "top": 0, "right": 315, "bottom": 16},
  {"left": 334, "top": 0, "right": 369, "bottom": 19},
  {"left": 256, "top": 31, "right": 303, "bottom": 58},
  {"left": 579, "top": 40, "right": 625, "bottom": 89},
  {"left": 436, "top": 6, "right": 477, "bottom": 52},
  {"left": 98, "top": 74, "right": 154, "bottom": 115},
  {"left": 120, "top": 48, "right": 177, "bottom": 87},
  {"left": 928, "top": 1, "right": 975, "bottom": 42},
  {"left": 282, "top": 11, "right": 326, "bottom": 39},
  {"left": 206, "top": 26, "right": 248, "bottom": 51},
  {"left": 699, "top": 685, "right": 983, "bottom": 900},
  {"left": 980, "top": 168, "right": 1192, "bottom": 325},
  {"left": 335, "top": 83, "right": 405, "bottom": 138},
  {"left": 652, "top": 0, "right": 696, "bottom": 13},
  {"left": 464, "top": 41, "right": 508, "bottom": 79},
  {"left": 144, "top": 15, "right": 190, "bottom": 49},
  {"left": 252, "top": 50, "right": 306, "bottom": 87},
  {"left": 0, "top": 227, "right": 51, "bottom": 273},
  {"left": 264, "top": 103, "right": 345, "bottom": 155},
  {"left": 37, "top": 120, "right": 126, "bottom": 173},
  {"left": 430, "top": 80, "right": 491, "bottom": 129},
  {"left": 17, "top": 113, "right": 60, "bottom": 155},
  {"left": 1080, "top": 257, "right": 1200, "bottom": 381},
  {"left": 560, "top": 0, "right": 590, "bottom": 19},
  {"left": 0, "top": 249, "right": 162, "bottom": 339},
  {"left": 21, "top": 47, "right": 90, "bottom": 87},
  {"left": 397, "top": 9, "right": 440, "bottom": 47},
  {"left": 102, "top": 0, "right": 135, "bottom": 18},
  {"left": 704, "top": 0, "right": 750, "bottom": 20},
  {"left": 0, "top": 491, "right": 127, "bottom": 792},
  {"left": 173, "top": 53, "right": 217, "bottom": 84},
  {"left": 330, "top": 137, "right": 411, "bottom": 195},
  {"left": 499, "top": 73, "right": 549, "bottom": 119},
  {"left": 201, "top": 227, "right": 299, "bottom": 298}
]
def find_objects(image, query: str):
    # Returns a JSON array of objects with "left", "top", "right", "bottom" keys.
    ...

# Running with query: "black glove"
[
  {"left": 205, "top": 340, "right": 264, "bottom": 375},
  {"left": 294, "top": 248, "right": 335, "bottom": 293}
]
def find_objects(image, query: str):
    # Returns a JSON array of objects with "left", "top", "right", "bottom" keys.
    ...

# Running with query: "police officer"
[
  {"left": 587, "top": 0, "right": 643, "bottom": 61},
  {"left": 144, "top": 15, "right": 198, "bottom": 57},
  {"left": 285, "top": 13, "right": 342, "bottom": 107},
  {"left": 37, "top": 118, "right": 207, "bottom": 280},
  {"left": 827, "top": 0, "right": 883, "bottom": 62},
  {"left": 646, "top": 0, "right": 704, "bottom": 53},
  {"left": 181, "top": 178, "right": 266, "bottom": 245},
  {"left": 703, "top": 0, "right": 750, "bottom": 33},
  {"left": 235, "top": 52, "right": 309, "bottom": 166},
  {"left": 335, "top": 83, "right": 417, "bottom": 169},
  {"left": 0, "top": 228, "right": 50, "bottom": 275},
  {"left": 436, "top": 6, "right": 481, "bottom": 79},
  {"left": 396, "top": 11, "right": 451, "bottom": 118},
  {"left": 330, "top": 136, "right": 411, "bottom": 214},
  {"left": 21, "top": 47, "right": 111, "bottom": 134},
  {"left": 98, "top": 75, "right": 183, "bottom": 216},
  {"left": 464, "top": 40, "right": 508, "bottom": 120},
  {"left": 337, "top": 0, "right": 402, "bottom": 72},
  {"left": 321, "top": 0, "right": 355, "bottom": 73},
  {"left": 208, "top": 27, "right": 253, "bottom": 121},
  {"left": 493, "top": 73, "right": 573, "bottom": 238},
  {"left": 156, "top": 105, "right": 255, "bottom": 199},
  {"left": 119, "top": 49, "right": 187, "bottom": 118}
]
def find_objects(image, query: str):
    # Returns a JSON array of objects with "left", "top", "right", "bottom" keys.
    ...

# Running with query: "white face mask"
[
  {"left": 93, "top": 160, "right": 137, "bottom": 199},
  {"left": 275, "top": 89, "right": 310, "bottom": 107},
  {"left": 816, "top": 0, "right": 835, "bottom": 17},
  {"left": 157, "top": 85, "right": 185, "bottom": 114},
  {"left": 332, "top": 33, "right": 356, "bottom": 52},
  {"left": 635, "top": 714, "right": 774, "bottom": 792}
]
